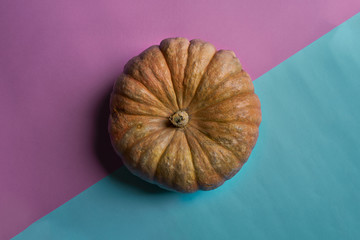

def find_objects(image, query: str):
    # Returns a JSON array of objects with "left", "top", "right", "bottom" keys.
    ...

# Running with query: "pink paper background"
[{"left": 1, "top": 0, "right": 359, "bottom": 239}]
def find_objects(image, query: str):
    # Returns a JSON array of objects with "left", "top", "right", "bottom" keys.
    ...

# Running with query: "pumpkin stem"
[{"left": 169, "top": 110, "right": 189, "bottom": 128}]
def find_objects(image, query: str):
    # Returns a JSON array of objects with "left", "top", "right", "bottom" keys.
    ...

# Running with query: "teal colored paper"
[{"left": 14, "top": 14, "right": 360, "bottom": 240}]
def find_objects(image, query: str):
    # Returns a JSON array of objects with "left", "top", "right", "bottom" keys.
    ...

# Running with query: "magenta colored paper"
[{"left": 1, "top": 0, "right": 359, "bottom": 239}]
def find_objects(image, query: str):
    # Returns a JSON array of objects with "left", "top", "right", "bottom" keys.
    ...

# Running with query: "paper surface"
[
  {"left": 3, "top": 1, "right": 360, "bottom": 238},
  {"left": 13, "top": 13, "right": 360, "bottom": 240}
]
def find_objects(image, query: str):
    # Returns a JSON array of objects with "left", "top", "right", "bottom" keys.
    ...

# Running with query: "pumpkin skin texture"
[{"left": 109, "top": 38, "right": 261, "bottom": 193}]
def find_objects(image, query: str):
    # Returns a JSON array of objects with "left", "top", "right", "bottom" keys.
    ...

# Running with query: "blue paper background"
[{"left": 14, "top": 13, "right": 360, "bottom": 240}]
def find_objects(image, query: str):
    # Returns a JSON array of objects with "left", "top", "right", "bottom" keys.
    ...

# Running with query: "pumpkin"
[{"left": 109, "top": 37, "right": 261, "bottom": 193}]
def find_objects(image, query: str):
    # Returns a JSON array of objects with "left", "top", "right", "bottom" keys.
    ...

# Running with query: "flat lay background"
[{"left": 1, "top": 1, "right": 360, "bottom": 239}]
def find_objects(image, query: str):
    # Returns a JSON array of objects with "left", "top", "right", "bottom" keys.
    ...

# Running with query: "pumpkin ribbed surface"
[{"left": 109, "top": 38, "right": 261, "bottom": 193}]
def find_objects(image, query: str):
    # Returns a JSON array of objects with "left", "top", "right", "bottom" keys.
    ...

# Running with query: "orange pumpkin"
[{"left": 109, "top": 37, "right": 261, "bottom": 193}]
